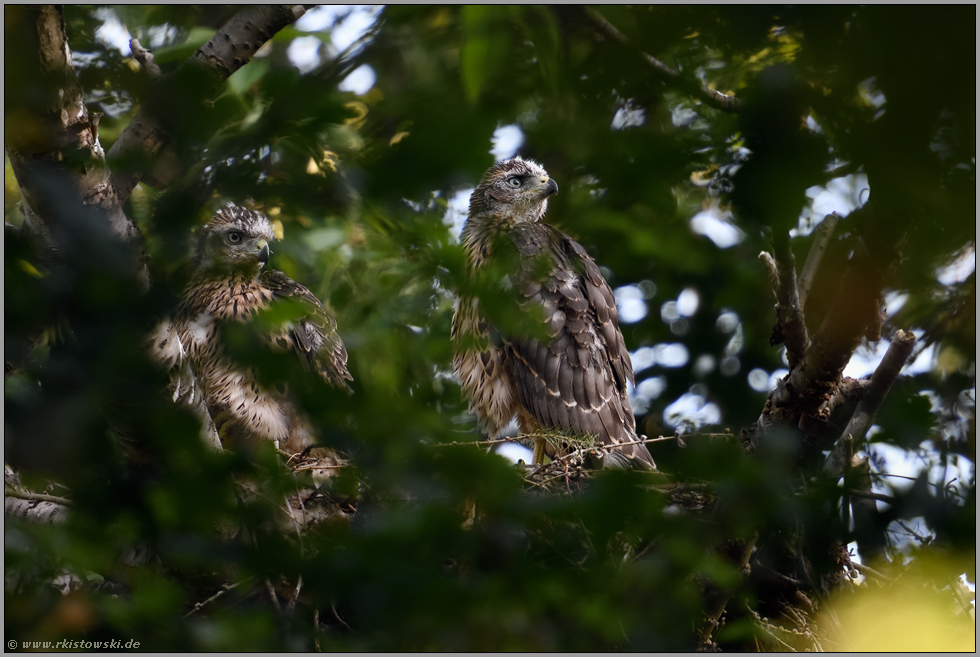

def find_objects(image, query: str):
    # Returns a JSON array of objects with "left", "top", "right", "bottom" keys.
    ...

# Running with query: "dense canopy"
[{"left": 4, "top": 5, "right": 975, "bottom": 651}]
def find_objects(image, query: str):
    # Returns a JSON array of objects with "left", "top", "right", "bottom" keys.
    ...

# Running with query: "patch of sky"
[
  {"left": 865, "top": 440, "right": 975, "bottom": 509},
  {"left": 612, "top": 101, "right": 646, "bottom": 130},
  {"left": 693, "top": 354, "right": 716, "bottom": 377},
  {"left": 677, "top": 288, "right": 699, "bottom": 316},
  {"left": 629, "top": 376, "right": 667, "bottom": 415},
  {"left": 491, "top": 125, "right": 525, "bottom": 161},
  {"left": 794, "top": 173, "right": 870, "bottom": 237},
  {"left": 443, "top": 188, "right": 474, "bottom": 242},
  {"left": 295, "top": 5, "right": 382, "bottom": 54},
  {"left": 746, "top": 365, "right": 788, "bottom": 393},
  {"left": 287, "top": 36, "right": 323, "bottom": 74},
  {"left": 615, "top": 286, "right": 648, "bottom": 324},
  {"left": 720, "top": 356, "right": 740, "bottom": 377},
  {"left": 671, "top": 104, "right": 699, "bottom": 128},
  {"left": 339, "top": 64, "right": 377, "bottom": 94},
  {"left": 290, "top": 5, "right": 382, "bottom": 87},
  {"left": 658, "top": 344, "right": 689, "bottom": 368},
  {"left": 495, "top": 442, "right": 534, "bottom": 465},
  {"left": 748, "top": 368, "right": 770, "bottom": 392},
  {"left": 94, "top": 7, "right": 131, "bottom": 54},
  {"left": 768, "top": 369, "right": 789, "bottom": 390},
  {"left": 805, "top": 114, "right": 824, "bottom": 134},
  {"left": 629, "top": 343, "right": 689, "bottom": 373},
  {"left": 858, "top": 76, "right": 887, "bottom": 110},
  {"left": 882, "top": 290, "right": 909, "bottom": 317},
  {"left": 690, "top": 203, "right": 745, "bottom": 248},
  {"left": 842, "top": 330, "right": 936, "bottom": 379},
  {"left": 715, "top": 311, "right": 740, "bottom": 334},
  {"left": 936, "top": 243, "right": 975, "bottom": 285},
  {"left": 664, "top": 392, "right": 721, "bottom": 432}
]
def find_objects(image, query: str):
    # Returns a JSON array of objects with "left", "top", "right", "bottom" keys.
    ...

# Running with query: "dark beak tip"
[
  {"left": 258, "top": 244, "right": 270, "bottom": 264},
  {"left": 546, "top": 179, "right": 559, "bottom": 196}
]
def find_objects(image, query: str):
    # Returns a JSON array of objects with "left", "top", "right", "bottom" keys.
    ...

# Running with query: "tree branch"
[
  {"left": 5, "top": 495, "right": 69, "bottom": 524},
  {"left": 759, "top": 251, "right": 780, "bottom": 300},
  {"left": 107, "top": 5, "right": 309, "bottom": 203},
  {"left": 129, "top": 38, "right": 162, "bottom": 77},
  {"left": 5, "top": 5, "right": 149, "bottom": 289},
  {"left": 5, "top": 489, "right": 73, "bottom": 506},
  {"left": 749, "top": 247, "right": 885, "bottom": 451},
  {"left": 583, "top": 7, "right": 743, "bottom": 113},
  {"left": 823, "top": 329, "right": 917, "bottom": 477}
]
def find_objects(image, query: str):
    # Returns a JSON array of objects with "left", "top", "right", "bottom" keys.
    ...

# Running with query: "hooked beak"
[
  {"left": 256, "top": 240, "right": 270, "bottom": 265},
  {"left": 541, "top": 177, "right": 558, "bottom": 197}
]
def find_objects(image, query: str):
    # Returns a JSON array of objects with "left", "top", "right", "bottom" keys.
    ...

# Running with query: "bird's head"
[
  {"left": 468, "top": 157, "right": 558, "bottom": 225},
  {"left": 196, "top": 205, "right": 276, "bottom": 275}
]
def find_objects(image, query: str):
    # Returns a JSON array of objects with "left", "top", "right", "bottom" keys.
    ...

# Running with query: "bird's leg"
[
  {"left": 532, "top": 436, "right": 546, "bottom": 466},
  {"left": 517, "top": 410, "right": 545, "bottom": 466}
]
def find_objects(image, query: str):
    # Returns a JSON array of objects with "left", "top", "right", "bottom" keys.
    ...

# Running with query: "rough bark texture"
[
  {"left": 748, "top": 251, "right": 884, "bottom": 452},
  {"left": 5, "top": 5, "right": 149, "bottom": 288},
  {"left": 5, "top": 4, "right": 310, "bottom": 528},
  {"left": 733, "top": 219, "right": 907, "bottom": 649}
]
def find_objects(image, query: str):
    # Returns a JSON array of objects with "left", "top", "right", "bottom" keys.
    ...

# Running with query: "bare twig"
[
  {"left": 184, "top": 582, "right": 241, "bottom": 617},
  {"left": 431, "top": 437, "right": 516, "bottom": 448},
  {"left": 4, "top": 489, "right": 72, "bottom": 506},
  {"left": 583, "top": 7, "right": 743, "bottom": 113},
  {"left": 895, "top": 520, "right": 932, "bottom": 545},
  {"left": 265, "top": 577, "right": 282, "bottom": 613},
  {"left": 847, "top": 489, "right": 895, "bottom": 504},
  {"left": 851, "top": 561, "right": 892, "bottom": 584},
  {"left": 742, "top": 599, "right": 799, "bottom": 651},
  {"left": 824, "top": 330, "right": 917, "bottom": 477},
  {"left": 284, "top": 575, "right": 303, "bottom": 618},
  {"left": 332, "top": 602, "right": 354, "bottom": 633}
]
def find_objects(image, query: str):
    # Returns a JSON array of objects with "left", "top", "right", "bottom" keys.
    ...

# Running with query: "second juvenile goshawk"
[{"left": 149, "top": 205, "right": 352, "bottom": 454}]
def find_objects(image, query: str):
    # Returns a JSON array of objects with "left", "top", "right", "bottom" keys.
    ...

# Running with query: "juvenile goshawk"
[
  {"left": 452, "top": 157, "right": 656, "bottom": 469},
  {"left": 149, "top": 205, "right": 352, "bottom": 454}
]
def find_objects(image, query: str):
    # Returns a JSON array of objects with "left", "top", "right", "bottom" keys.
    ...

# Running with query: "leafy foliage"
[{"left": 5, "top": 5, "right": 974, "bottom": 651}]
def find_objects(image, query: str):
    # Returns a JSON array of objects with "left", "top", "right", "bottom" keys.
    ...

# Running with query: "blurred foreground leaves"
[{"left": 5, "top": 4, "right": 974, "bottom": 651}]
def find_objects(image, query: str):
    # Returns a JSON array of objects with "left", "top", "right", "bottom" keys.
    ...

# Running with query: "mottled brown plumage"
[
  {"left": 149, "top": 205, "right": 352, "bottom": 454},
  {"left": 452, "top": 158, "right": 656, "bottom": 469}
]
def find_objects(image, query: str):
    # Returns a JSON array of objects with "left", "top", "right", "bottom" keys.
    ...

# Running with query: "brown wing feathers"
[
  {"left": 504, "top": 223, "right": 655, "bottom": 468},
  {"left": 260, "top": 269, "right": 353, "bottom": 391}
]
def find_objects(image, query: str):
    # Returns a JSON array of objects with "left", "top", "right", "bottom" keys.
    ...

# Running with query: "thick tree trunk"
[{"left": 5, "top": 5, "right": 149, "bottom": 288}]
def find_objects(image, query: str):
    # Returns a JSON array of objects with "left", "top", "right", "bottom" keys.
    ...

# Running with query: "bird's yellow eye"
[
  {"left": 508, "top": 176, "right": 522, "bottom": 187},
  {"left": 227, "top": 231, "right": 243, "bottom": 244}
]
